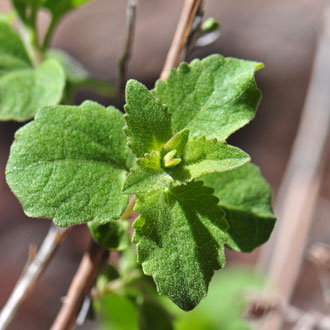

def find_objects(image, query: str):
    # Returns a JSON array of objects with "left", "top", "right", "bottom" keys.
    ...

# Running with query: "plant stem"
[
  {"left": 119, "top": 0, "right": 138, "bottom": 103},
  {"left": 160, "top": 0, "right": 204, "bottom": 80},
  {"left": 50, "top": 240, "right": 107, "bottom": 330},
  {"left": 0, "top": 224, "right": 70, "bottom": 330},
  {"left": 42, "top": 16, "right": 58, "bottom": 52}
]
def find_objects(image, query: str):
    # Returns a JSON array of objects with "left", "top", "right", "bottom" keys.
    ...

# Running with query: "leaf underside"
[
  {"left": 133, "top": 181, "right": 228, "bottom": 310},
  {"left": 6, "top": 101, "right": 132, "bottom": 226}
]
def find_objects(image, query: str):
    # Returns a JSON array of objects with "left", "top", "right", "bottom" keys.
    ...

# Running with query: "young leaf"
[
  {"left": 0, "top": 21, "right": 31, "bottom": 69},
  {"left": 123, "top": 151, "right": 174, "bottom": 194},
  {"left": 124, "top": 80, "right": 173, "bottom": 157},
  {"left": 0, "top": 59, "right": 65, "bottom": 121},
  {"left": 6, "top": 101, "right": 132, "bottom": 227},
  {"left": 123, "top": 133, "right": 249, "bottom": 194},
  {"left": 153, "top": 54, "right": 263, "bottom": 141},
  {"left": 133, "top": 181, "right": 228, "bottom": 310},
  {"left": 168, "top": 136, "right": 250, "bottom": 181},
  {"left": 201, "top": 163, "right": 276, "bottom": 252},
  {"left": 88, "top": 219, "right": 130, "bottom": 251}
]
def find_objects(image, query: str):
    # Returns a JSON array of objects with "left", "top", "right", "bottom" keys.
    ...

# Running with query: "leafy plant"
[{"left": 1, "top": 0, "right": 276, "bottom": 328}]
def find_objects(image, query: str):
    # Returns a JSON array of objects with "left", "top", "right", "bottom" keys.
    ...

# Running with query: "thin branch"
[
  {"left": 160, "top": 0, "right": 204, "bottom": 80},
  {"left": 0, "top": 224, "right": 70, "bottom": 330},
  {"left": 257, "top": 4, "right": 330, "bottom": 330},
  {"left": 119, "top": 0, "right": 138, "bottom": 102},
  {"left": 50, "top": 240, "right": 107, "bottom": 330}
]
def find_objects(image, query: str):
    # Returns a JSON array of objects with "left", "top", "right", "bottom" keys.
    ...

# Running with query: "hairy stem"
[
  {"left": 0, "top": 224, "right": 70, "bottom": 330},
  {"left": 119, "top": 0, "right": 138, "bottom": 103}
]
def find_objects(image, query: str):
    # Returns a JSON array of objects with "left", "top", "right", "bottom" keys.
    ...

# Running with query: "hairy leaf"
[
  {"left": 88, "top": 219, "right": 130, "bottom": 251},
  {"left": 153, "top": 55, "right": 263, "bottom": 140},
  {"left": 6, "top": 101, "right": 132, "bottom": 226},
  {"left": 168, "top": 136, "right": 250, "bottom": 181},
  {"left": 201, "top": 163, "right": 276, "bottom": 252},
  {"left": 124, "top": 80, "right": 173, "bottom": 157},
  {"left": 133, "top": 181, "right": 228, "bottom": 310},
  {"left": 123, "top": 151, "right": 174, "bottom": 194},
  {"left": 0, "top": 59, "right": 65, "bottom": 121},
  {"left": 123, "top": 133, "right": 249, "bottom": 194}
]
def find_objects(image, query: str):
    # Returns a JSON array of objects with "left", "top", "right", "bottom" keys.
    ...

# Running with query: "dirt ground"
[{"left": 0, "top": 0, "right": 329, "bottom": 328}]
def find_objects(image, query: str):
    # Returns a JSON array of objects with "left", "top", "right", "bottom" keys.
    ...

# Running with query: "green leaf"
[
  {"left": 88, "top": 219, "right": 130, "bottom": 251},
  {"left": 0, "top": 59, "right": 65, "bottom": 121},
  {"left": 124, "top": 80, "right": 173, "bottom": 157},
  {"left": 123, "top": 132, "right": 250, "bottom": 194},
  {"left": 43, "top": 0, "right": 93, "bottom": 20},
  {"left": 46, "top": 49, "right": 88, "bottom": 84},
  {"left": 168, "top": 136, "right": 250, "bottom": 181},
  {"left": 153, "top": 54, "right": 263, "bottom": 141},
  {"left": 138, "top": 297, "right": 174, "bottom": 330},
  {"left": 133, "top": 181, "right": 228, "bottom": 311},
  {"left": 6, "top": 101, "right": 132, "bottom": 227},
  {"left": 95, "top": 294, "right": 139, "bottom": 330},
  {"left": 123, "top": 151, "right": 174, "bottom": 194},
  {"left": 0, "top": 21, "right": 31, "bottom": 69},
  {"left": 201, "top": 163, "right": 276, "bottom": 252}
]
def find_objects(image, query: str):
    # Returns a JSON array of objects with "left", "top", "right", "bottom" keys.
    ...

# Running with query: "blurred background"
[{"left": 0, "top": 0, "right": 330, "bottom": 329}]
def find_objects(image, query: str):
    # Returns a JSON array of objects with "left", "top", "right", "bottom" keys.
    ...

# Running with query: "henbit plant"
[{"left": 0, "top": 0, "right": 276, "bottom": 327}]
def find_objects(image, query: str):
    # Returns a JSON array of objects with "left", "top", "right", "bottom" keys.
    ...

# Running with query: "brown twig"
[
  {"left": 0, "top": 224, "right": 70, "bottom": 329},
  {"left": 257, "top": 4, "right": 330, "bottom": 330},
  {"left": 160, "top": 0, "right": 204, "bottom": 80},
  {"left": 50, "top": 240, "right": 107, "bottom": 330},
  {"left": 119, "top": 0, "right": 138, "bottom": 102}
]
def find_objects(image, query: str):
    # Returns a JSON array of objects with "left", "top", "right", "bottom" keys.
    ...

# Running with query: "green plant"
[{"left": 0, "top": 0, "right": 276, "bottom": 328}]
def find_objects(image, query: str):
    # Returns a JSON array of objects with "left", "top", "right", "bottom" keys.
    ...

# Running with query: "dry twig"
[
  {"left": 119, "top": 0, "right": 138, "bottom": 102},
  {"left": 257, "top": 4, "right": 330, "bottom": 330},
  {"left": 0, "top": 224, "right": 70, "bottom": 330},
  {"left": 160, "top": 0, "right": 204, "bottom": 80}
]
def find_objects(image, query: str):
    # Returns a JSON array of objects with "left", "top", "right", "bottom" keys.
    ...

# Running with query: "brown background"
[{"left": 0, "top": 0, "right": 330, "bottom": 328}]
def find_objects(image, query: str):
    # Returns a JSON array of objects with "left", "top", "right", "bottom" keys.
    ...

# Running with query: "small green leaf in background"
[
  {"left": 0, "top": 21, "right": 31, "bottom": 73},
  {"left": 137, "top": 297, "right": 174, "bottom": 330},
  {"left": 153, "top": 54, "right": 263, "bottom": 141},
  {"left": 88, "top": 219, "right": 130, "bottom": 251},
  {"left": 124, "top": 80, "right": 173, "bottom": 157},
  {"left": 46, "top": 49, "right": 88, "bottom": 84},
  {"left": 0, "top": 59, "right": 65, "bottom": 121},
  {"left": 201, "top": 163, "right": 276, "bottom": 252},
  {"left": 42, "top": 0, "right": 94, "bottom": 20},
  {"left": 133, "top": 181, "right": 228, "bottom": 311},
  {"left": 0, "top": 22, "right": 66, "bottom": 121},
  {"left": 6, "top": 101, "right": 132, "bottom": 226},
  {"left": 95, "top": 294, "right": 139, "bottom": 330}
]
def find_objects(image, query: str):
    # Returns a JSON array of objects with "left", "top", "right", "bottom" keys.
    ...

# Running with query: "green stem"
[{"left": 42, "top": 16, "right": 58, "bottom": 52}]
